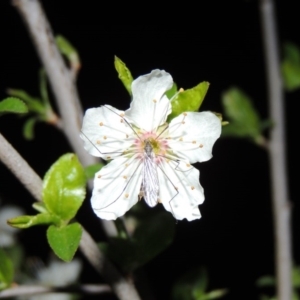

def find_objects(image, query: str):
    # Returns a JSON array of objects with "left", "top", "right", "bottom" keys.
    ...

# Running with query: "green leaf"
[
  {"left": 7, "top": 213, "right": 60, "bottom": 229},
  {"left": 42, "top": 153, "right": 86, "bottom": 222},
  {"left": 0, "top": 97, "right": 28, "bottom": 114},
  {"left": 6, "top": 89, "right": 45, "bottom": 114},
  {"left": 56, "top": 35, "right": 81, "bottom": 70},
  {"left": 103, "top": 211, "right": 175, "bottom": 272},
  {"left": 166, "top": 82, "right": 178, "bottom": 99},
  {"left": 32, "top": 202, "right": 48, "bottom": 213},
  {"left": 47, "top": 222, "right": 82, "bottom": 262},
  {"left": 0, "top": 248, "right": 14, "bottom": 290},
  {"left": 168, "top": 82, "right": 209, "bottom": 121},
  {"left": 282, "top": 42, "right": 300, "bottom": 91},
  {"left": 84, "top": 163, "right": 104, "bottom": 180},
  {"left": 23, "top": 118, "right": 37, "bottom": 140},
  {"left": 114, "top": 56, "right": 133, "bottom": 95},
  {"left": 221, "top": 88, "right": 261, "bottom": 140}
]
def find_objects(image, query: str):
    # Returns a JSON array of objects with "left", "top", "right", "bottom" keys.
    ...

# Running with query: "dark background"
[{"left": 0, "top": 0, "right": 299, "bottom": 299}]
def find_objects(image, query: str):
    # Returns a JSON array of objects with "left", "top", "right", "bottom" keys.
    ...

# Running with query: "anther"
[
  {"left": 123, "top": 175, "right": 127, "bottom": 179},
  {"left": 99, "top": 122, "right": 103, "bottom": 126},
  {"left": 179, "top": 138, "right": 183, "bottom": 141},
  {"left": 106, "top": 156, "right": 111, "bottom": 160},
  {"left": 96, "top": 140, "right": 101, "bottom": 144},
  {"left": 120, "top": 113, "right": 125, "bottom": 117},
  {"left": 103, "top": 136, "right": 107, "bottom": 140},
  {"left": 124, "top": 193, "right": 129, "bottom": 198},
  {"left": 97, "top": 175, "right": 101, "bottom": 178},
  {"left": 191, "top": 186, "right": 195, "bottom": 190},
  {"left": 153, "top": 99, "right": 157, "bottom": 103},
  {"left": 192, "top": 140, "right": 196, "bottom": 144},
  {"left": 199, "top": 144, "right": 203, "bottom": 148},
  {"left": 120, "top": 119, "right": 124, "bottom": 123},
  {"left": 182, "top": 121, "right": 185, "bottom": 124},
  {"left": 183, "top": 112, "right": 187, "bottom": 116},
  {"left": 186, "top": 163, "right": 191, "bottom": 167}
]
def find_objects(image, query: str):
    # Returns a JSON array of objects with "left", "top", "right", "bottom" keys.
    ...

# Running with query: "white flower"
[{"left": 80, "top": 70, "right": 221, "bottom": 221}]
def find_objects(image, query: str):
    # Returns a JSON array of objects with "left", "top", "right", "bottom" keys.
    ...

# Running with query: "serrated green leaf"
[
  {"left": 0, "top": 97, "right": 28, "bottom": 114},
  {"left": 282, "top": 42, "right": 300, "bottom": 91},
  {"left": 6, "top": 89, "right": 45, "bottom": 114},
  {"left": 7, "top": 213, "right": 60, "bottom": 229},
  {"left": 47, "top": 222, "right": 82, "bottom": 262},
  {"left": 221, "top": 88, "right": 261, "bottom": 140},
  {"left": 42, "top": 153, "right": 86, "bottom": 222},
  {"left": 84, "top": 163, "right": 104, "bottom": 180},
  {"left": 23, "top": 118, "right": 37, "bottom": 140},
  {"left": 56, "top": 35, "right": 81, "bottom": 70},
  {"left": 114, "top": 56, "right": 133, "bottom": 95},
  {"left": 0, "top": 248, "right": 14, "bottom": 290},
  {"left": 168, "top": 82, "right": 209, "bottom": 121},
  {"left": 104, "top": 211, "right": 175, "bottom": 272}
]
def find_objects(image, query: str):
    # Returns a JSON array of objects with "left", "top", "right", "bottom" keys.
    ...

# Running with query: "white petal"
[
  {"left": 91, "top": 155, "right": 143, "bottom": 220},
  {"left": 167, "top": 112, "right": 221, "bottom": 164},
  {"left": 80, "top": 105, "right": 136, "bottom": 160},
  {"left": 157, "top": 160, "right": 204, "bottom": 221},
  {"left": 125, "top": 70, "right": 172, "bottom": 131}
]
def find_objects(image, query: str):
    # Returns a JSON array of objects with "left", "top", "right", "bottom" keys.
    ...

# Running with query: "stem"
[
  {"left": 12, "top": 0, "right": 117, "bottom": 237},
  {"left": 259, "top": 1, "right": 292, "bottom": 299},
  {"left": 0, "top": 133, "right": 141, "bottom": 300},
  {"left": 0, "top": 284, "right": 111, "bottom": 298}
]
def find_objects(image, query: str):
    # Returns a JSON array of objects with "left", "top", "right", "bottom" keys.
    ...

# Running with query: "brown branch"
[
  {"left": 0, "top": 133, "right": 141, "bottom": 300},
  {"left": 259, "top": 0, "right": 292, "bottom": 299}
]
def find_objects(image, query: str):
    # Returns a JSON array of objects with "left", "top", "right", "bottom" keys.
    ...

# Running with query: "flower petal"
[
  {"left": 167, "top": 112, "right": 221, "bottom": 164},
  {"left": 80, "top": 105, "right": 136, "bottom": 160},
  {"left": 91, "top": 155, "right": 143, "bottom": 220},
  {"left": 157, "top": 160, "right": 204, "bottom": 221},
  {"left": 125, "top": 70, "right": 172, "bottom": 131}
]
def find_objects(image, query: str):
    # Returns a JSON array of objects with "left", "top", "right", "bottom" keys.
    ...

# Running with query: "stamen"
[
  {"left": 124, "top": 193, "right": 129, "bottom": 198},
  {"left": 99, "top": 122, "right": 104, "bottom": 126},
  {"left": 199, "top": 144, "right": 203, "bottom": 148}
]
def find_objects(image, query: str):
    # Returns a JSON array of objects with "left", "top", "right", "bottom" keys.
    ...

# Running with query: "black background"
[{"left": 0, "top": 0, "right": 299, "bottom": 299}]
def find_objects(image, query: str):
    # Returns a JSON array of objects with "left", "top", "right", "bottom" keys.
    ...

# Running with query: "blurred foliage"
[
  {"left": 7, "top": 69, "right": 58, "bottom": 140},
  {"left": 221, "top": 87, "right": 270, "bottom": 147},
  {"left": 56, "top": 35, "right": 81, "bottom": 74},
  {"left": 172, "top": 267, "right": 227, "bottom": 300},
  {"left": 282, "top": 42, "right": 300, "bottom": 91},
  {"left": 257, "top": 265, "right": 300, "bottom": 300}
]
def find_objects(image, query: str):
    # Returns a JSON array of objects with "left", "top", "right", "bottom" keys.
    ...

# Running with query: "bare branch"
[
  {"left": 259, "top": 0, "right": 292, "bottom": 299},
  {"left": 0, "top": 284, "right": 111, "bottom": 298},
  {"left": 0, "top": 133, "right": 42, "bottom": 201},
  {"left": 12, "top": 0, "right": 117, "bottom": 237},
  {"left": 0, "top": 133, "right": 141, "bottom": 300},
  {"left": 12, "top": 0, "right": 95, "bottom": 168}
]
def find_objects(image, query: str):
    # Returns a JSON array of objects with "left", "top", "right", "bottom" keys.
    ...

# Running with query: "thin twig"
[
  {"left": 0, "top": 284, "right": 111, "bottom": 299},
  {"left": 259, "top": 0, "right": 292, "bottom": 299},
  {"left": 0, "top": 133, "right": 141, "bottom": 300},
  {"left": 0, "top": 133, "right": 42, "bottom": 201},
  {"left": 12, "top": 0, "right": 117, "bottom": 238}
]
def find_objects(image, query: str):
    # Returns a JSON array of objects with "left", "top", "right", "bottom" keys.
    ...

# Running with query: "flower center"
[{"left": 133, "top": 131, "right": 169, "bottom": 163}]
